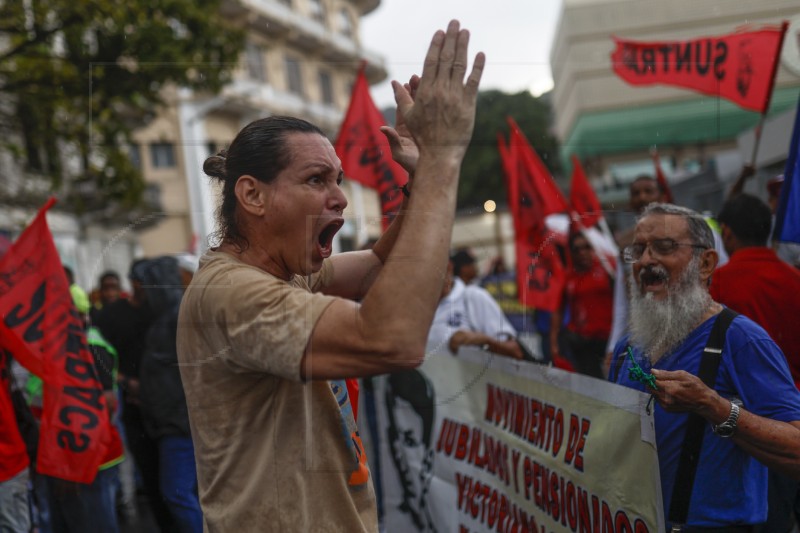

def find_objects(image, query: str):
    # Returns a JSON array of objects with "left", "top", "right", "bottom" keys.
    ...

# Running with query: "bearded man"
[{"left": 609, "top": 203, "right": 800, "bottom": 532}]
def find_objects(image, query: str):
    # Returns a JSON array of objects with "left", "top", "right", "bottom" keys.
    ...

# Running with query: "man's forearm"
[
  {"left": 357, "top": 157, "right": 461, "bottom": 349},
  {"left": 732, "top": 414, "right": 800, "bottom": 480}
]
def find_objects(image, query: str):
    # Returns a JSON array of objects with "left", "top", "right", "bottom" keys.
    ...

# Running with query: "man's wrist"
[
  {"left": 712, "top": 398, "right": 743, "bottom": 438},
  {"left": 703, "top": 392, "right": 737, "bottom": 425}
]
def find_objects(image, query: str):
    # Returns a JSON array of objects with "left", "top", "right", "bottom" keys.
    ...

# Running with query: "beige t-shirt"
[{"left": 177, "top": 250, "right": 377, "bottom": 532}]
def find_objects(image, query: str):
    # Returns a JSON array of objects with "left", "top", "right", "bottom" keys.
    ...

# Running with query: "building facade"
[
  {"left": 0, "top": 0, "right": 389, "bottom": 292},
  {"left": 133, "top": 0, "right": 388, "bottom": 256}
]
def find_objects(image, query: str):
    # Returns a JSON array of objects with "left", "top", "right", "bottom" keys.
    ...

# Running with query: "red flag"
[
  {"left": 0, "top": 353, "right": 29, "bottom": 482},
  {"left": 569, "top": 155, "right": 602, "bottom": 228},
  {"left": 507, "top": 117, "right": 569, "bottom": 219},
  {"left": 610, "top": 22, "right": 788, "bottom": 113},
  {"left": 651, "top": 150, "right": 675, "bottom": 203},
  {"left": 514, "top": 237, "right": 566, "bottom": 313},
  {"left": 501, "top": 119, "right": 567, "bottom": 312},
  {"left": 0, "top": 198, "right": 112, "bottom": 483},
  {"left": 334, "top": 64, "right": 407, "bottom": 228}
]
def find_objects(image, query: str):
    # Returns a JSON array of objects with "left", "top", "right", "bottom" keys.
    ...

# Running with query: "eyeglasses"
[{"left": 623, "top": 238, "right": 708, "bottom": 263}]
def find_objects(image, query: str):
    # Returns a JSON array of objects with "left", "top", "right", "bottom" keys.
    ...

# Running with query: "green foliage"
[
  {"left": 0, "top": 0, "right": 244, "bottom": 219},
  {"left": 459, "top": 90, "right": 560, "bottom": 211}
]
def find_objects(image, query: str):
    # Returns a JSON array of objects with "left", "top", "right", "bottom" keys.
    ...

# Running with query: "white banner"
[{"left": 365, "top": 346, "right": 664, "bottom": 533}]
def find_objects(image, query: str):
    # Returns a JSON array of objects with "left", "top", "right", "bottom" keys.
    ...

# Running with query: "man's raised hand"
[{"left": 396, "top": 20, "right": 485, "bottom": 167}]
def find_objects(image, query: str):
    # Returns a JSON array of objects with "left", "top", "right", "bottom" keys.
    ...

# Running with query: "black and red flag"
[
  {"left": 334, "top": 63, "right": 407, "bottom": 229},
  {"left": 0, "top": 198, "right": 113, "bottom": 483},
  {"left": 500, "top": 118, "right": 568, "bottom": 312},
  {"left": 569, "top": 154, "right": 603, "bottom": 229},
  {"left": 610, "top": 22, "right": 788, "bottom": 113}
]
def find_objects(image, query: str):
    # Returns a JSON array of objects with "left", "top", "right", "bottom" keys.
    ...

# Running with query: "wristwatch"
[{"left": 712, "top": 397, "right": 743, "bottom": 438}]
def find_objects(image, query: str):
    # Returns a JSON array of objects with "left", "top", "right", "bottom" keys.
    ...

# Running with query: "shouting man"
[{"left": 610, "top": 203, "right": 800, "bottom": 531}]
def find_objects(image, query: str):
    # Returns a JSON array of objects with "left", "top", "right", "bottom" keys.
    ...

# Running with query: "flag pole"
[
  {"left": 749, "top": 113, "right": 767, "bottom": 166},
  {"left": 752, "top": 20, "right": 790, "bottom": 166}
]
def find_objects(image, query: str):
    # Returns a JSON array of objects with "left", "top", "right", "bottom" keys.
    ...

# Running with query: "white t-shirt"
[{"left": 427, "top": 277, "right": 518, "bottom": 353}]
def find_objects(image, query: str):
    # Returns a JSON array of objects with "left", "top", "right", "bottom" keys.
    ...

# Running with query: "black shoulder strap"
[{"left": 668, "top": 307, "right": 738, "bottom": 528}]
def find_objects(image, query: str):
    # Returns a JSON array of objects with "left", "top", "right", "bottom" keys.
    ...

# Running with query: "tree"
[
  {"left": 458, "top": 90, "right": 560, "bottom": 210},
  {"left": 0, "top": 0, "right": 244, "bottom": 220}
]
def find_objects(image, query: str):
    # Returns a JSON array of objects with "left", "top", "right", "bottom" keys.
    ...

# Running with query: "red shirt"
[
  {"left": 710, "top": 247, "right": 800, "bottom": 389},
  {"left": 565, "top": 260, "right": 615, "bottom": 339}
]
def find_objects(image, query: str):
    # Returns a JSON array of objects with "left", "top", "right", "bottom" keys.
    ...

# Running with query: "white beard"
[{"left": 628, "top": 257, "right": 711, "bottom": 363}]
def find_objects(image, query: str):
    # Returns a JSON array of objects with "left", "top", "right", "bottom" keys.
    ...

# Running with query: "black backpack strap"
[{"left": 668, "top": 307, "right": 738, "bottom": 530}]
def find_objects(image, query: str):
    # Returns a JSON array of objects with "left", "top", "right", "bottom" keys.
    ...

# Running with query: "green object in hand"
[{"left": 626, "top": 347, "right": 658, "bottom": 390}]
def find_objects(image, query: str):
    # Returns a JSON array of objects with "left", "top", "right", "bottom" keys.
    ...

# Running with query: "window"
[
  {"left": 128, "top": 144, "right": 141, "bottom": 169},
  {"left": 142, "top": 183, "right": 163, "bottom": 211},
  {"left": 245, "top": 42, "right": 266, "bottom": 82},
  {"left": 319, "top": 69, "right": 334, "bottom": 105},
  {"left": 308, "top": 0, "right": 326, "bottom": 25},
  {"left": 150, "top": 143, "right": 176, "bottom": 168},
  {"left": 285, "top": 56, "right": 304, "bottom": 96},
  {"left": 336, "top": 8, "right": 353, "bottom": 37}
]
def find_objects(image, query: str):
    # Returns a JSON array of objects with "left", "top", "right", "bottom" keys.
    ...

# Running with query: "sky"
[{"left": 360, "top": 0, "right": 563, "bottom": 108}]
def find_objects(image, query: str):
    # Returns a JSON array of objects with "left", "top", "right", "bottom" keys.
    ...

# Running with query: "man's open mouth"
[
  {"left": 639, "top": 267, "right": 668, "bottom": 289},
  {"left": 317, "top": 219, "right": 344, "bottom": 258}
]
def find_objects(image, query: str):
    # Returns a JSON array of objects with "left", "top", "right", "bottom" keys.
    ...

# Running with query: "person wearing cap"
[{"left": 450, "top": 248, "right": 479, "bottom": 285}]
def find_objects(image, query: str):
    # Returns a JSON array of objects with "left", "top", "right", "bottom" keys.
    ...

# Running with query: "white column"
[{"left": 178, "top": 94, "right": 218, "bottom": 255}]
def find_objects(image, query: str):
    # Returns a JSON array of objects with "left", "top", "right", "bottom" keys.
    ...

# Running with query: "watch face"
[
  {"left": 713, "top": 399, "right": 741, "bottom": 438},
  {"left": 714, "top": 423, "right": 735, "bottom": 438}
]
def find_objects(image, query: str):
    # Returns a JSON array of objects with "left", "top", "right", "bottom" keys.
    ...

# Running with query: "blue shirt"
[{"left": 611, "top": 312, "right": 800, "bottom": 528}]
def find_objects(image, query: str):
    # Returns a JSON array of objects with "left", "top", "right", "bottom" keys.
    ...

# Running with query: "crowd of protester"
[
  {"left": 3, "top": 148, "right": 800, "bottom": 533},
  {"left": 1, "top": 18, "right": 799, "bottom": 533},
  {"left": 2, "top": 256, "right": 203, "bottom": 533},
  {"left": 5, "top": 134, "right": 800, "bottom": 533}
]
